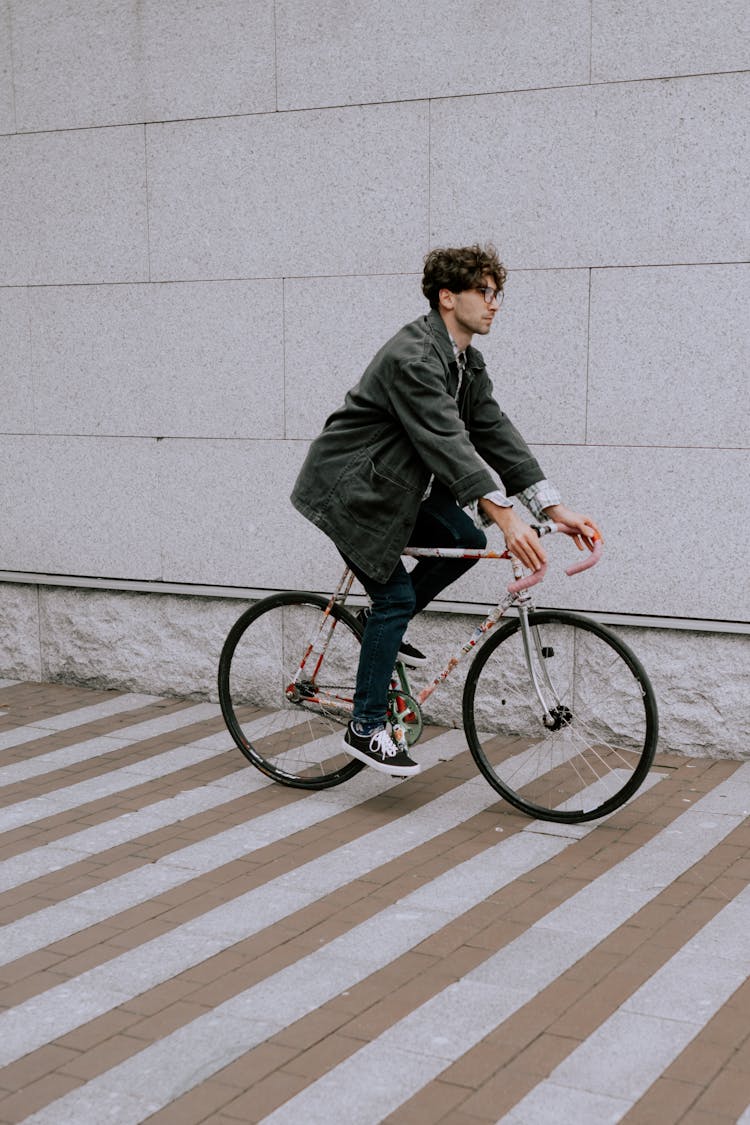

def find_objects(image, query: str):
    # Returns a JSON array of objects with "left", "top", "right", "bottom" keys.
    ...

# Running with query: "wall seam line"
[{"left": 142, "top": 125, "right": 152, "bottom": 282}]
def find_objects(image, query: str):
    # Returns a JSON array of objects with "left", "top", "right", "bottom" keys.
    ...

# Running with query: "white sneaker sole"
[{"left": 343, "top": 738, "right": 422, "bottom": 776}]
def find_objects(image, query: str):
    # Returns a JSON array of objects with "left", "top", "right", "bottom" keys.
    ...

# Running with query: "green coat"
[{"left": 291, "top": 308, "right": 544, "bottom": 583}]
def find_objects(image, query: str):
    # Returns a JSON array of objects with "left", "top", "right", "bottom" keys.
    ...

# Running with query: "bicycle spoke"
[
  {"left": 219, "top": 594, "right": 365, "bottom": 788},
  {"left": 464, "top": 611, "right": 657, "bottom": 822}
]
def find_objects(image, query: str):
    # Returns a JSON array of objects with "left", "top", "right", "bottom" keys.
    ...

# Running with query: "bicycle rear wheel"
[
  {"left": 218, "top": 591, "right": 366, "bottom": 789},
  {"left": 463, "top": 610, "right": 658, "bottom": 823}
]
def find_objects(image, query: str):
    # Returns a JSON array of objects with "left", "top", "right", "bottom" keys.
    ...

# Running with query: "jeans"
[{"left": 343, "top": 483, "right": 487, "bottom": 726}]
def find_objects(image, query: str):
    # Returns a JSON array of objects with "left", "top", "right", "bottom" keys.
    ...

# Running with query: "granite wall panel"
[
  {"left": 156, "top": 438, "right": 332, "bottom": 589},
  {"left": 0, "top": 1, "right": 14, "bottom": 134},
  {"left": 0, "top": 435, "right": 162, "bottom": 578},
  {"left": 284, "top": 274, "right": 426, "bottom": 440},
  {"left": 276, "top": 0, "right": 590, "bottom": 109},
  {"left": 0, "top": 583, "right": 41, "bottom": 681},
  {"left": 146, "top": 102, "right": 430, "bottom": 281},
  {"left": 11, "top": 0, "right": 142, "bottom": 131},
  {"left": 29, "top": 280, "right": 284, "bottom": 438},
  {"left": 0, "top": 287, "right": 33, "bottom": 433},
  {"left": 140, "top": 0, "right": 276, "bottom": 123},
  {"left": 471, "top": 268, "right": 590, "bottom": 446},
  {"left": 0, "top": 126, "right": 148, "bottom": 286},
  {"left": 430, "top": 74, "right": 748, "bottom": 270},
  {"left": 591, "top": 0, "right": 750, "bottom": 82},
  {"left": 10, "top": 0, "right": 276, "bottom": 132},
  {"left": 588, "top": 265, "right": 749, "bottom": 448}
]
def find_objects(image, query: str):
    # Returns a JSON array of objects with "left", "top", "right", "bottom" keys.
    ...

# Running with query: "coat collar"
[{"left": 426, "top": 307, "right": 484, "bottom": 374}]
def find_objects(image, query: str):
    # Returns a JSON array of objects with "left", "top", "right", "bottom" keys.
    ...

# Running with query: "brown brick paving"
[{"left": 0, "top": 680, "right": 748, "bottom": 1123}]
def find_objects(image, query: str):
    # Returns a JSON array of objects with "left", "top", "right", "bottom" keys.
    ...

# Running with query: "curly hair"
[{"left": 421, "top": 244, "right": 507, "bottom": 309}]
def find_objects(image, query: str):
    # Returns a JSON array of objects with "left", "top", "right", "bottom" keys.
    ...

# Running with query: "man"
[{"left": 292, "top": 244, "right": 600, "bottom": 776}]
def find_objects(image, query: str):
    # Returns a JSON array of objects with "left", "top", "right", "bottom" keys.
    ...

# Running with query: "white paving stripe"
[
  {"left": 501, "top": 883, "right": 750, "bottom": 1124},
  {"left": 0, "top": 728, "right": 467, "bottom": 964},
  {"left": 20, "top": 825, "right": 588, "bottom": 1125},
  {"left": 12, "top": 775, "right": 666, "bottom": 1125},
  {"left": 0, "top": 710, "right": 322, "bottom": 892},
  {"left": 0, "top": 734, "right": 233, "bottom": 832},
  {"left": 0, "top": 770, "right": 266, "bottom": 893},
  {"left": 0, "top": 702, "right": 221, "bottom": 787},
  {"left": 0, "top": 729, "right": 570, "bottom": 1071},
  {"left": 256, "top": 765, "right": 750, "bottom": 1125},
  {"left": 0, "top": 693, "right": 160, "bottom": 752},
  {"left": 0, "top": 718, "right": 622, "bottom": 903},
  {"left": 0, "top": 702, "right": 428, "bottom": 831}
]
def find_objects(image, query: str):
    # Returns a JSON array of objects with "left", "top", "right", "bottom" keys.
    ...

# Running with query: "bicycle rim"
[
  {"left": 463, "top": 610, "right": 658, "bottom": 822},
  {"left": 218, "top": 592, "right": 366, "bottom": 789}
]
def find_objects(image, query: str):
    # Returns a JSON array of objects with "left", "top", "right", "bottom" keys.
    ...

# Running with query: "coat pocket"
[{"left": 337, "top": 456, "right": 421, "bottom": 535}]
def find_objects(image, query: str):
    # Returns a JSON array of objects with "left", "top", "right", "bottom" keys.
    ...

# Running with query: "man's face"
[{"left": 448, "top": 275, "right": 501, "bottom": 337}]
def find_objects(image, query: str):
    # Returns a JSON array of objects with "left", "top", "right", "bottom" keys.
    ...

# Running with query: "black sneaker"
[
  {"left": 343, "top": 723, "right": 421, "bottom": 776},
  {"left": 356, "top": 608, "right": 427, "bottom": 667}
]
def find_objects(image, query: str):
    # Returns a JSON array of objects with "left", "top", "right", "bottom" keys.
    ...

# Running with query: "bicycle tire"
[
  {"left": 462, "top": 610, "right": 658, "bottom": 823},
  {"left": 218, "top": 591, "right": 366, "bottom": 789}
]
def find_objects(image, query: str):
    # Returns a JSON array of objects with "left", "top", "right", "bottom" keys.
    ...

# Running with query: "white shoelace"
[{"left": 369, "top": 729, "right": 399, "bottom": 759}]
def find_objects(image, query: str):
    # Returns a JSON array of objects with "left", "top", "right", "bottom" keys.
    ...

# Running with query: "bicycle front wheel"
[
  {"left": 463, "top": 610, "right": 658, "bottom": 823},
  {"left": 218, "top": 592, "right": 366, "bottom": 789}
]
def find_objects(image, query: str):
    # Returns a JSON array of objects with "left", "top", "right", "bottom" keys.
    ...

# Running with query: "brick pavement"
[{"left": 0, "top": 679, "right": 749, "bottom": 1124}]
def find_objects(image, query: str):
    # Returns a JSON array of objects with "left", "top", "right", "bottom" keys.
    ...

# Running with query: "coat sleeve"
[
  {"left": 386, "top": 358, "right": 501, "bottom": 506},
  {"left": 465, "top": 371, "right": 545, "bottom": 496},
  {"left": 386, "top": 358, "right": 545, "bottom": 504}
]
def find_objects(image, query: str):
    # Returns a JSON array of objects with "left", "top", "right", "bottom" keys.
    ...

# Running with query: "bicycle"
[{"left": 218, "top": 524, "right": 658, "bottom": 824}]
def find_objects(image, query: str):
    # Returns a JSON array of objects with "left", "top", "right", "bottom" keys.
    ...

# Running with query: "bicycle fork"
[{"left": 513, "top": 563, "right": 570, "bottom": 731}]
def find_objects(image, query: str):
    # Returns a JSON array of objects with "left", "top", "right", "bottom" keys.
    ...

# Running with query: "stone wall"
[
  {"left": 1, "top": 581, "right": 747, "bottom": 759},
  {"left": 1, "top": 2, "right": 748, "bottom": 752}
]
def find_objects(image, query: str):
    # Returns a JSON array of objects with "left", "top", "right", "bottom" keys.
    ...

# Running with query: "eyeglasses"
[{"left": 472, "top": 286, "right": 504, "bottom": 306}]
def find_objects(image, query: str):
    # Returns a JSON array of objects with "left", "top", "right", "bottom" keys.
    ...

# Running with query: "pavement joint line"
[
  {"left": 0, "top": 693, "right": 162, "bottom": 752},
  {"left": 253, "top": 763, "right": 750, "bottom": 1125},
  {"left": 0, "top": 727, "right": 604, "bottom": 1071},
  {"left": 0, "top": 702, "right": 223, "bottom": 788},
  {"left": 499, "top": 882, "right": 750, "bottom": 1123},
  {"left": 0, "top": 727, "right": 464, "bottom": 964}
]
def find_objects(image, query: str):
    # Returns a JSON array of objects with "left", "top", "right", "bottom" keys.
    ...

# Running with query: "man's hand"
[
  {"left": 543, "top": 504, "right": 602, "bottom": 552},
  {"left": 479, "top": 499, "right": 547, "bottom": 571}
]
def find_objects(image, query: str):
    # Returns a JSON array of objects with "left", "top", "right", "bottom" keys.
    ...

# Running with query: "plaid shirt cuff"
[
  {"left": 470, "top": 480, "right": 563, "bottom": 527},
  {"left": 470, "top": 488, "right": 513, "bottom": 527},
  {"left": 519, "top": 479, "right": 562, "bottom": 520}
]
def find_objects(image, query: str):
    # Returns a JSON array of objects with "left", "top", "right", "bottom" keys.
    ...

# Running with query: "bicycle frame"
[
  {"left": 218, "top": 519, "right": 660, "bottom": 822},
  {"left": 295, "top": 523, "right": 602, "bottom": 728}
]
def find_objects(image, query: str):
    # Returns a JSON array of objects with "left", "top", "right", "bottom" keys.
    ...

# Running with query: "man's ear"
[{"left": 438, "top": 287, "right": 456, "bottom": 310}]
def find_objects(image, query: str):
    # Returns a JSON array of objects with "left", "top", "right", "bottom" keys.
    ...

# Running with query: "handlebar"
[
  {"left": 508, "top": 522, "right": 602, "bottom": 594},
  {"left": 402, "top": 522, "right": 602, "bottom": 596}
]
